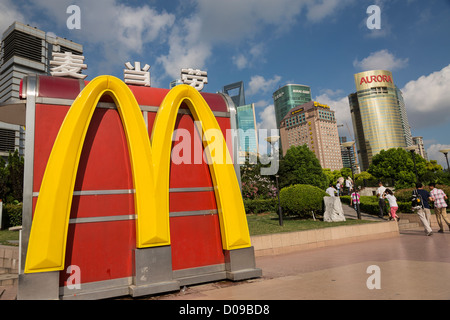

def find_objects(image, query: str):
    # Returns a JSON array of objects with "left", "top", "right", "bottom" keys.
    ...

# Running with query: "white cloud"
[
  {"left": 257, "top": 104, "right": 277, "bottom": 131},
  {"left": 27, "top": 0, "right": 175, "bottom": 74},
  {"left": 426, "top": 144, "right": 450, "bottom": 168},
  {"left": 232, "top": 43, "right": 266, "bottom": 70},
  {"left": 353, "top": 49, "right": 408, "bottom": 71},
  {"left": 195, "top": 0, "right": 306, "bottom": 43},
  {"left": 401, "top": 64, "right": 450, "bottom": 129},
  {"left": 232, "top": 54, "right": 248, "bottom": 70},
  {"left": 156, "top": 16, "right": 212, "bottom": 79},
  {"left": 306, "top": 0, "right": 355, "bottom": 22},
  {"left": 247, "top": 75, "right": 282, "bottom": 96},
  {"left": 0, "top": 0, "right": 26, "bottom": 32}
]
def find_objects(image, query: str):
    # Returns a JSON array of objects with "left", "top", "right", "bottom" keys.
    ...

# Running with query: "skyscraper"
[
  {"left": 412, "top": 136, "right": 428, "bottom": 160},
  {"left": 223, "top": 81, "right": 246, "bottom": 107},
  {"left": 0, "top": 21, "right": 83, "bottom": 103},
  {"left": 349, "top": 70, "right": 413, "bottom": 171},
  {"left": 236, "top": 104, "right": 259, "bottom": 160},
  {"left": 273, "top": 84, "right": 312, "bottom": 129},
  {"left": 279, "top": 101, "right": 343, "bottom": 171}
]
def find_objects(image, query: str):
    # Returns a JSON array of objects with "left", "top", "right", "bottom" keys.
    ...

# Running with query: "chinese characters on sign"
[
  {"left": 181, "top": 68, "right": 208, "bottom": 91},
  {"left": 124, "top": 62, "right": 151, "bottom": 87},
  {"left": 50, "top": 51, "right": 87, "bottom": 79}
]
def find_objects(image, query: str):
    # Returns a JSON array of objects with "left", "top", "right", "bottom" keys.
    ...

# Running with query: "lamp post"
[
  {"left": 439, "top": 149, "right": 450, "bottom": 172},
  {"left": 342, "top": 141, "right": 360, "bottom": 219},
  {"left": 406, "top": 146, "right": 419, "bottom": 183},
  {"left": 265, "top": 136, "right": 283, "bottom": 226}
]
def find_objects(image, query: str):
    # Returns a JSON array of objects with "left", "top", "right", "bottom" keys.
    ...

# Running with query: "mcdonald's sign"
[{"left": 17, "top": 75, "right": 261, "bottom": 300}]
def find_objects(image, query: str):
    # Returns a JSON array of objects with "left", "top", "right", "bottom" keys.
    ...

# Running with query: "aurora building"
[{"left": 349, "top": 70, "right": 413, "bottom": 171}]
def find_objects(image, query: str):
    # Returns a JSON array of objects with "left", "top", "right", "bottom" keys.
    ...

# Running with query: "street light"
[
  {"left": 341, "top": 141, "right": 360, "bottom": 219},
  {"left": 439, "top": 149, "right": 450, "bottom": 172},
  {"left": 406, "top": 146, "right": 419, "bottom": 183},
  {"left": 265, "top": 136, "right": 283, "bottom": 226},
  {"left": 265, "top": 136, "right": 280, "bottom": 157}
]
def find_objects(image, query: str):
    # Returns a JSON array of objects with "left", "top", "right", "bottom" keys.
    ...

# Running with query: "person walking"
[
  {"left": 376, "top": 181, "right": 386, "bottom": 219},
  {"left": 429, "top": 183, "right": 449, "bottom": 233},
  {"left": 412, "top": 183, "right": 433, "bottom": 236},
  {"left": 336, "top": 181, "right": 341, "bottom": 197},
  {"left": 326, "top": 183, "right": 337, "bottom": 197},
  {"left": 384, "top": 189, "right": 399, "bottom": 222},
  {"left": 346, "top": 177, "right": 353, "bottom": 195},
  {"left": 350, "top": 189, "right": 360, "bottom": 213}
]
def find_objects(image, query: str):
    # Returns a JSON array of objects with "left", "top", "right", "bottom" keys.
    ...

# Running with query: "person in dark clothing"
[{"left": 413, "top": 183, "right": 433, "bottom": 235}]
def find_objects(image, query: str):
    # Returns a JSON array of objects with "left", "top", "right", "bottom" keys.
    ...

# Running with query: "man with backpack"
[{"left": 412, "top": 183, "right": 433, "bottom": 236}]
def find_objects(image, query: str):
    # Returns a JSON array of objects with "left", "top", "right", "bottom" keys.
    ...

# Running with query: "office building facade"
[
  {"left": 236, "top": 104, "right": 259, "bottom": 160},
  {"left": 280, "top": 101, "right": 343, "bottom": 171},
  {"left": 223, "top": 81, "right": 246, "bottom": 107},
  {"left": 349, "top": 70, "right": 413, "bottom": 171},
  {"left": 0, "top": 21, "right": 83, "bottom": 103},
  {"left": 412, "top": 136, "right": 428, "bottom": 160},
  {"left": 273, "top": 84, "right": 312, "bottom": 129}
]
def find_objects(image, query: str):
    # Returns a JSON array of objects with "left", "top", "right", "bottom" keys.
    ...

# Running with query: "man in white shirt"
[
  {"left": 376, "top": 181, "right": 386, "bottom": 219},
  {"left": 326, "top": 184, "right": 337, "bottom": 197}
]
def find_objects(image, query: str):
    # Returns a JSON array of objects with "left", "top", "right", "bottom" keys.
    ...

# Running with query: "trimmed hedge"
[
  {"left": 341, "top": 195, "right": 412, "bottom": 214},
  {"left": 280, "top": 184, "right": 328, "bottom": 218},
  {"left": 243, "top": 198, "right": 277, "bottom": 214}
]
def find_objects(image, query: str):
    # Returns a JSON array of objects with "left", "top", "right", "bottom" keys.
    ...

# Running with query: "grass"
[
  {"left": 247, "top": 212, "right": 378, "bottom": 236},
  {"left": 0, "top": 230, "right": 20, "bottom": 246}
]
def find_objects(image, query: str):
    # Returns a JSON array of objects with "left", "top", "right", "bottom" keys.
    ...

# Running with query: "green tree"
[
  {"left": 0, "top": 150, "right": 24, "bottom": 203},
  {"left": 0, "top": 157, "right": 10, "bottom": 201},
  {"left": 7, "top": 150, "right": 24, "bottom": 202},
  {"left": 278, "top": 145, "right": 328, "bottom": 190},
  {"left": 368, "top": 148, "right": 427, "bottom": 188}
]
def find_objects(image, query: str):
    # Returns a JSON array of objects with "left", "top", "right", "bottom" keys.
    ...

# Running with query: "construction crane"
[{"left": 337, "top": 122, "right": 354, "bottom": 141}]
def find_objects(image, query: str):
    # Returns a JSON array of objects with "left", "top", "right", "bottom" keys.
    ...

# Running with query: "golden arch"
[{"left": 25, "top": 76, "right": 250, "bottom": 274}]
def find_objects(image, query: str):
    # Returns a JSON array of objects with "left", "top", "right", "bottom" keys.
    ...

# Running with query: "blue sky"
[{"left": 2, "top": 0, "right": 450, "bottom": 167}]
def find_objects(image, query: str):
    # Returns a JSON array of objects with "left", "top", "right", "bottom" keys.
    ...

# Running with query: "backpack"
[{"left": 411, "top": 190, "right": 424, "bottom": 210}]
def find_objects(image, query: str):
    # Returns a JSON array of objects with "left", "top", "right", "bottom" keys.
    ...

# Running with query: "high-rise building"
[
  {"left": 340, "top": 136, "right": 357, "bottom": 170},
  {"left": 0, "top": 21, "right": 83, "bottom": 103},
  {"left": 280, "top": 101, "right": 343, "bottom": 171},
  {"left": 236, "top": 104, "right": 259, "bottom": 160},
  {"left": 412, "top": 136, "right": 428, "bottom": 160},
  {"left": 223, "top": 81, "right": 246, "bottom": 107},
  {"left": 0, "top": 121, "right": 25, "bottom": 159},
  {"left": 349, "top": 70, "right": 413, "bottom": 171},
  {"left": 273, "top": 84, "right": 312, "bottom": 129}
]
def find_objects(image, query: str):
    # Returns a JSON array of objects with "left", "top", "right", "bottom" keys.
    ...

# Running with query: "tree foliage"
[
  {"left": 0, "top": 150, "right": 24, "bottom": 203},
  {"left": 368, "top": 147, "right": 447, "bottom": 188},
  {"left": 278, "top": 145, "right": 328, "bottom": 190}
]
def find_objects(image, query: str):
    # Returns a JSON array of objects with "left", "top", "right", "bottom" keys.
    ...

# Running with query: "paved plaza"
[{"left": 155, "top": 227, "right": 450, "bottom": 300}]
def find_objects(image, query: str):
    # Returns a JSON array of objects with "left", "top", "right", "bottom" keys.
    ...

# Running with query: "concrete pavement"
[
  {"left": 153, "top": 227, "right": 450, "bottom": 300},
  {"left": 3, "top": 204, "right": 449, "bottom": 301}
]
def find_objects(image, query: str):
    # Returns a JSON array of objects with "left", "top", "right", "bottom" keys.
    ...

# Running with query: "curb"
[{"left": 251, "top": 220, "right": 399, "bottom": 257}]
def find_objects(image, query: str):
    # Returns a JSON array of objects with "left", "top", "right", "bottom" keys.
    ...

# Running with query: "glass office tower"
[
  {"left": 236, "top": 103, "right": 259, "bottom": 160},
  {"left": 273, "top": 84, "right": 312, "bottom": 129},
  {"left": 349, "top": 70, "right": 413, "bottom": 171}
]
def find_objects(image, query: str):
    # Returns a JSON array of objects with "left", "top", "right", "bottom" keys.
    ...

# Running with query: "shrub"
[
  {"left": 280, "top": 184, "right": 328, "bottom": 218},
  {"left": 341, "top": 195, "right": 413, "bottom": 214},
  {"left": 243, "top": 199, "right": 277, "bottom": 214},
  {"left": 2, "top": 202, "right": 22, "bottom": 228}
]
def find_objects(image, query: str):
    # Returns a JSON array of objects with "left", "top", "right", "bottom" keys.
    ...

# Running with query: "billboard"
[
  {"left": 354, "top": 70, "right": 396, "bottom": 92},
  {"left": 18, "top": 75, "right": 260, "bottom": 299}
]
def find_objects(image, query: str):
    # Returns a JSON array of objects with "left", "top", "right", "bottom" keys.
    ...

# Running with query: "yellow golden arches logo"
[{"left": 25, "top": 76, "right": 251, "bottom": 274}]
